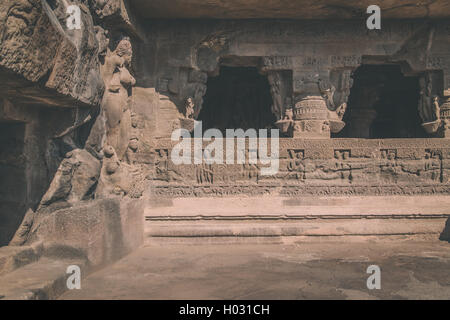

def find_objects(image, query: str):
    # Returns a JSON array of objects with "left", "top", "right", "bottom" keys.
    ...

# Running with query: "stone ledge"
[
  {"left": 145, "top": 218, "right": 449, "bottom": 238},
  {"left": 0, "top": 258, "right": 86, "bottom": 300},
  {"left": 145, "top": 196, "right": 450, "bottom": 217}
]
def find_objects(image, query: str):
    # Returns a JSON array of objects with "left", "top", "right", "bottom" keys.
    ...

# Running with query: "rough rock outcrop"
[
  {"left": 0, "top": 0, "right": 104, "bottom": 107},
  {"left": 1, "top": 0, "right": 147, "bottom": 254}
]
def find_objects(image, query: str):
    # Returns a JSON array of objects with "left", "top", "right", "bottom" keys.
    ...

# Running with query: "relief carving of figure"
[
  {"left": 424, "top": 151, "right": 441, "bottom": 182},
  {"left": 268, "top": 72, "right": 285, "bottom": 120},
  {"left": 322, "top": 84, "right": 336, "bottom": 110},
  {"left": 321, "top": 73, "right": 350, "bottom": 119},
  {"left": 336, "top": 103, "right": 347, "bottom": 120},
  {"left": 275, "top": 97, "right": 294, "bottom": 135},
  {"left": 320, "top": 77, "right": 347, "bottom": 132},
  {"left": 287, "top": 150, "right": 305, "bottom": 180},
  {"left": 155, "top": 149, "right": 182, "bottom": 182},
  {"left": 331, "top": 70, "right": 353, "bottom": 111},
  {"left": 184, "top": 97, "right": 195, "bottom": 119},
  {"left": 432, "top": 96, "right": 441, "bottom": 122},
  {"left": 334, "top": 150, "right": 352, "bottom": 181},
  {"left": 97, "top": 145, "right": 132, "bottom": 196},
  {"left": 196, "top": 164, "right": 213, "bottom": 184},
  {"left": 418, "top": 74, "right": 434, "bottom": 123},
  {"left": 380, "top": 150, "right": 401, "bottom": 183},
  {"left": 102, "top": 37, "right": 136, "bottom": 160},
  {"left": 125, "top": 136, "right": 139, "bottom": 165},
  {"left": 284, "top": 97, "right": 293, "bottom": 120}
]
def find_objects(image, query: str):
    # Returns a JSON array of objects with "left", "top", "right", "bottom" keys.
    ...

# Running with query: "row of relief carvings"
[
  {"left": 149, "top": 147, "right": 448, "bottom": 186},
  {"left": 152, "top": 185, "right": 450, "bottom": 198}
]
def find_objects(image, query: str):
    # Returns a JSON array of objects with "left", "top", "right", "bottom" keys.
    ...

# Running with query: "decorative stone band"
[
  {"left": 151, "top": 184, "right": 450, "bottom": 197},
  {"left": 440, "top": 100, "right": 450, "bottom": 119},
  {"left": 294, "top": 97, "right": 328, "bottom": 120},
  {"left": 438, "top": 99, "right": 450, "bottom": 138}
]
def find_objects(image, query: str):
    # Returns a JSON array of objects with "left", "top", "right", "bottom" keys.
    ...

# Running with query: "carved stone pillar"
[
  {"left": 345, "top": 81, "right": 381, "bottom": 138},
  {"left": 347, "top": 109, "right": 377, "bottom": 138},
  {"left": 437, "top": 72, "right": 450, "bottom": 137},
  {"left": 438, "top": 96, "right": 450, "bottom": 138},
  {"left": 292, "top": 73, "right": 330, "bottom": 139}
]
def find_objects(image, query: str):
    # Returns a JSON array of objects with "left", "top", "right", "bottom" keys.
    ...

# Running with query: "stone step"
[{"left": 144, "top": 196, "right": 450, "bottom": 239}]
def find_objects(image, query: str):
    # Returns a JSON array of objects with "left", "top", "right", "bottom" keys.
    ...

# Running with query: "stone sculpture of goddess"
[{"left": 102, "top": 37, "right": 136, "bottom": 160}]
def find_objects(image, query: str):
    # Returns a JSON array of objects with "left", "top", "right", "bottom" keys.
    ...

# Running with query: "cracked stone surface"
[{"left": 60, "top": 235, "right": 450, "bottom": 300}]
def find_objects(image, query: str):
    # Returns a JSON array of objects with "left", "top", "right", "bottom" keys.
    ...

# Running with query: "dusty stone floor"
[{"left": 60, "top": 235, "right": 450, "bottom": 300}]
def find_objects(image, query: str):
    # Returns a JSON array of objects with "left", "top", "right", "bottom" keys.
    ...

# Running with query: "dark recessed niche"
[
  {"left": 336, "top": 64, "right": 426, "bottom": 139},
  {"left": 198, "top": 66, "right": 276, "bottom": 135}
]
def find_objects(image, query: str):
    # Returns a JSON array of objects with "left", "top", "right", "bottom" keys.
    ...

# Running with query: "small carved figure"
[
  {"left": 336, "top": 102, "right": 347, "bottom": 120},
  {"left": 125, "top": 136, "right": 139, "bottom": 165},
  {"left": 94, "top": 26, "right": 109, "bottom": 60},
  {"left": 184, "top": 97, "right": 195, "bottom": 119},
  {"left": 196, "top": 164, "right": 213, "bottom": 184},
  {"left": 268, "top": 72, "right": 284, "bottom": 120},
  {"left": 322, "top": 85, "right": 336, "bottom": 110},
  {"left": 284, "top": 107, "right": 293, "bottom": 121},
  {"left": 155, "top": 149, "right": 169, "bottom": 176},
  {"left": 155, "top": 149, "right": 181, "bottom": 182},
  {"left": 284, "top": 97, "right": 293, "bottom": 120},
  {"left": 103, "top": 145, "right": 120, "bottom": 175},
  {"left": 334, "top": 150, "right": 352, "bottom": 181},
  {"left": 287, "top": 150, "right": 305, "bottom": 180},
  {"left": 418, "top": 75, "right": 433, "bottom": 123},
  {"left": 432, "top": 96, "right": 440, "bottom": 121},
  {"left": 424, "top": 151, "right": 441, "bottom": 182}
]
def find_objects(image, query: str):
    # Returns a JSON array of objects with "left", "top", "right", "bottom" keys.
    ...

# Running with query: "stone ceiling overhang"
[{"left": 129, "top": 0, "right": 450, "bottom": 19}]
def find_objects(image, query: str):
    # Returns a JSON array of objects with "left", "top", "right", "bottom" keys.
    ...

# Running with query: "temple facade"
[
  {"left": 0, "top": 0, "right": 450, "bottom": 275},
  {"left": 140, "top": 19, "right": 450, "bottom": 197}
]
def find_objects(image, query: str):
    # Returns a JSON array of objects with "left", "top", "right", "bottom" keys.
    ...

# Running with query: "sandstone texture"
[{"left": 0, "top": 0, "right": 450, "bottom": 301}]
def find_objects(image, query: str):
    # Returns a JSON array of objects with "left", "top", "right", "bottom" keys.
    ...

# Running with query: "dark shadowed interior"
[
  {"left": 0, "top": 122, "right": 26, "bottom": 246},
  {"left": 198, "top": 67, "right": 276, "bottom": 134},
  {"left": 338, "top": 64, "right": 425, "bottom": 139}
]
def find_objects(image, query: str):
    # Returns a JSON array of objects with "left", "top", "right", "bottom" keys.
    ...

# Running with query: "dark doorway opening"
[
  {"left": 0, "top": 122, "right": 27, "bottom": 246},
  {"left": 198, "top": 67, "right": 276, "bottom": 134},
  {"left": 338, "top": 64, "right": 426, "bottom": 138}
]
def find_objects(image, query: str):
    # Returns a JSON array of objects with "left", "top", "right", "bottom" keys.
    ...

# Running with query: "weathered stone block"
[
  {"left": 0, "top": 0, "right": 104, "bottom": 108},
  {"left": 29, "top": 199, "right": 144, "bottom": 266}
]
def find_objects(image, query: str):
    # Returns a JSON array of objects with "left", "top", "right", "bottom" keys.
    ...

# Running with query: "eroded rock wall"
[{"left": 0, "top": 0, "right": 146, "bottom": 253}]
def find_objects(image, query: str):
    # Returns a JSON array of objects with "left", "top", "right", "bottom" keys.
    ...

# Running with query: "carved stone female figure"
[
  {"left": 418, "top": 75, "right": 432, "bottom": 123},
  {"left": 101, "top": 37, "right": 136, "bottom": 160},
  {"left": 268, "top": 72, "right": 284, "bottom": 120}
]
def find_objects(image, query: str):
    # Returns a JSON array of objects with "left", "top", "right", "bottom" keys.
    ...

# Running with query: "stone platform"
[
  {"left": 145, "top": 196, "right": 450, "bottom": 239},
  {"left": 59, "top": 236, "right": 450, "bottom": 300}
]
